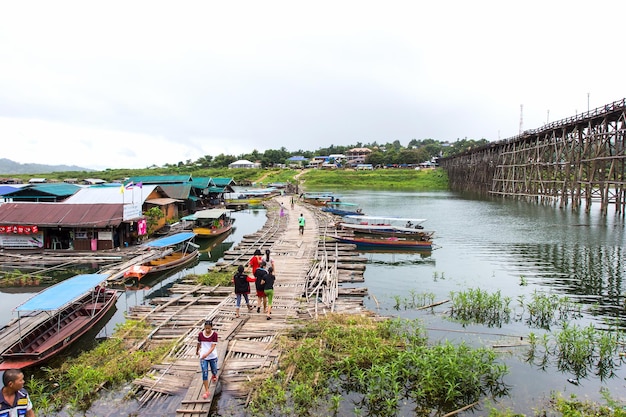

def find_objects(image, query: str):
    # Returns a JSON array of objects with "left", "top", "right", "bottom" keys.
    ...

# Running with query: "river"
[
  {"left": 1, "top": 190, "right": 624, "bottom": 414},
  {"left": 323, "top": 189, "right": 626, "bottom": 414}
]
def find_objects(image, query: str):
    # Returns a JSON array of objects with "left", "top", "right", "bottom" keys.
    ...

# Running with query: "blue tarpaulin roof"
[
  {"left": 144, "top": 232, "right": 195, "bottom": 248},
  {"left": 16, "top": 274, "right": 108, "bottom": 312}
]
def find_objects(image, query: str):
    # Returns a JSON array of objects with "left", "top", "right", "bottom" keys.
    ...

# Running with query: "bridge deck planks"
[{"left": 123, "top": 196, "right": 367, "bottom": 416}]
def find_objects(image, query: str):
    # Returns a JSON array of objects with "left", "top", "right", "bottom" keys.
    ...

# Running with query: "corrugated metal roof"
[
  {"left": 128, "top": 175, "right": 192, "bottom": 184},
  {"left": 145, "top": 198, "right": 180, "bottom": 206},
  {"left": 189, "top": 177, "right": 214, "bottom": 188},
  {"left": 211, "top": 177, "right": 236, "bottom": 187},
  {"left": 2, "top": 183, "right": 81, "bottom": 198},
  {"left": 64, "top": 184, "right": 158, "bottom": 204},
  {"left": 0, "top": 202, "right": 125, "bottom": 228},
  {"left": 208, "top": 186, "right": 230, "bottom": 193},
  {"left": 0, "top": 185, "right": 19, "bottom": 196},
  {"left": 159, "top": 184, "right": 192, "bottom": 199}
]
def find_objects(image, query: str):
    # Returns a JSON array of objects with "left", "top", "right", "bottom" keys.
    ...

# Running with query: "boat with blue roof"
[
  {"left": 123, "top": 232, "right": 199, "bottom": 280},
  {"left": 0, "top": 273, "right": 118, "bottom": 370}
]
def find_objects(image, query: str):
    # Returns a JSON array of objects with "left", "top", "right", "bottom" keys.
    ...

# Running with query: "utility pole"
[
  {"left": 519, "top": 104, "right": 523, "bottom": 134},
  {"left": 547, "top": 109, "right": 549, "bottom": 124},
  {"left": 587, "top": 93, "right": 590, "bottom": 112}
]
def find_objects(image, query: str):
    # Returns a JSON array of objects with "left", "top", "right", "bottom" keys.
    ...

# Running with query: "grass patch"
[
  {"left": 27, "top": 320, "right": 174, "bottom": 415},
  {"left": 187, "top": 268, "right": 236, "bottom": 286},
  {"left": 247, "top": 313, "right": 508, "bottom": 416},
  {"left": 300, "top": 168, "right": 448, "bottom": 190}
]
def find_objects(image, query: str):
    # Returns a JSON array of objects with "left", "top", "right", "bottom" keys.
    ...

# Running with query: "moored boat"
[
  {"left": 330, "top": 235, "right": 433, "bottom": 250},
  {"left": 337, "top": 215, "right": 434, "bottom": 241},
  {"left": 123, "top": 232, "right": 199, "bottom": 280},
  {"left": 0, "top": 273, "right": 119, "bottom": 370},
  {"left": 189, "top": 209, "right": 233, "bottom": 238},
  {"left": 301, "top": 192, "right": 339, "bottom": 206},
  {"left": 224, "top": 188, "right": 280, "bottom": 204},
  {"left": 321, "top": 201, "right": 365, "bottom": 216}
]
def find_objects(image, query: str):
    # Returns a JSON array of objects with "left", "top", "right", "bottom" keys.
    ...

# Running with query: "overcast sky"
[{"left": 1, "top": 1, "right": 624, "bottom": 170}]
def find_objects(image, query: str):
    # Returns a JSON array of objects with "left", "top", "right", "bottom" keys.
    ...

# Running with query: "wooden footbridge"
[
  {"left": 122, "top": 196, "right": 369, "bottom": 416},
  {"left": 440, "top": 97, "right": 626, "bottom": 216}
]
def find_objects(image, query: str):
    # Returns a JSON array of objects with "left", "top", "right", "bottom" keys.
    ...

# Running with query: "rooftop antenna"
[{"left": 519, "top": 104, "right": 523, "bottom": 134}]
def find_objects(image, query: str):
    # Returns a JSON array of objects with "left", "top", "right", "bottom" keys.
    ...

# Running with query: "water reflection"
[
  {"left": 307, "top": 188, "right": 626, "bottom": 410},
  {"left": 196, "top": 233, "right": 234, "bottom": 262},
  {"left": 358, "top": 250, "right": 436, "bottom": 266}
]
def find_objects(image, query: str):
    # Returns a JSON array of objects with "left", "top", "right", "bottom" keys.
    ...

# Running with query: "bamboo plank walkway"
[{"left": 127, "top": 195, "right": 369, "bottom": 416}]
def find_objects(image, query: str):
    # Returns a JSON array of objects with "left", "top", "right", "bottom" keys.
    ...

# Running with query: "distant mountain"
[{"left": 0, "top": 158, "right": 94, "bottom": 175}]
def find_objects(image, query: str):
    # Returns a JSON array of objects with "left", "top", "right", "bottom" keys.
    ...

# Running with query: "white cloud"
[{"left": 1, "top": 0, "right": 625, "bottom": 169}]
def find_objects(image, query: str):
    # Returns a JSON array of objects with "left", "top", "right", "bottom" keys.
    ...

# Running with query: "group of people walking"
[
  {"left": 236, "top": 248, "right": 276, "bottom": 320},
  {"left": 196, "top": 198, "right": 301, "bottom": 400},
  {"left": 196, "top": 247, "right": 279, "bottom": 398}
]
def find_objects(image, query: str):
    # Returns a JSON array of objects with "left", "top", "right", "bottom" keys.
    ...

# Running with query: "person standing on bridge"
[
  {"left": 254, "top": 261, "right": 268, "bottom": 313},
  {"left": 233, "top": 265, "right": 255, "bottom": 318},
  {"left": 263, "top": 266, "right": 276, "bottom": 320},
  {"left": 247, "top": 249, "right": 263, "bottom": 275},
  {"left": 298, "top": 213, "right": 305, "bottom": 235},
  {"left": 196, "top": 320, "right": 219, "bottom": 399},
  {"left": 264, "top": 249, "right": 276, "bottom": 273}
]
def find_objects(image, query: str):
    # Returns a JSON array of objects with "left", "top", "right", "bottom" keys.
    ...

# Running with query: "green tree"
[
  {"left": 365, "top": 150, "right": 386, "bottom": 167},
  {"left": 262, "top": 147, "right": 291, "bottom": 166},
  {"left": 195, "top": 155, "right": 213, "bottom": 168},
  {"left": 212, "top": 153, "right": 237, "bottom": 168},
  {"left": 144, "top": 207, "right": 165, "bottom": 235}
]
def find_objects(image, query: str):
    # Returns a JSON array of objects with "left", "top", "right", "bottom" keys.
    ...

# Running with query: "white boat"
[{"left": 337, "top": 215, "right": 434, "bottom": 240}]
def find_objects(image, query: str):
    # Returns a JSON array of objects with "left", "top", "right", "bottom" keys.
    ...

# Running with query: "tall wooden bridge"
[{"left": 439, "top": 98, "right": 626, "bottom": 216}]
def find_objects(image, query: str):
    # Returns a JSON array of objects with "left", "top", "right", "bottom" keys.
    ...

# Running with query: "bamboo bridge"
[
  {"left": 119, "top": 196, "right": 369, "bottom": 417},
  {"left": 439, "top": 98, "right": 626, "bottom": 216}
]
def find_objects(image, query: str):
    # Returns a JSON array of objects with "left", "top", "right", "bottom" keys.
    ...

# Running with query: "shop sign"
[
  {"left": 0, "top": 232, "right": 44, "bottom": 248},
  {"left": 0, "top": 225, "right": 39, "bottom": 234}
]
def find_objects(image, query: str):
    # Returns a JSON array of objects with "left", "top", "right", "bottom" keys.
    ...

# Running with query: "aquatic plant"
[
  {"left": 448, "top": 288, "right": 583, "bottom": 330},
  {"left": 27, "top": 320, "right": 173, "bottom": 414},
  {"left": 523, "top": 290, "right": 582, "bottom": 329},
  {"left": 0, "top": 269, "right": 47, "bottom": 287},
  {"left": 550, "top": 391, "right": 626, "bottom": 417},
  {"left": 189, "top": 268, "right": 236, "bottom": 286},
  {"left": 519, "top": 275, "right": 528, "bottom": 286},
  {"left": 247, "top": 314, "right": 508, "bottom": 416},
  {"left": 448, "top": 288, "right": 512, "bottom": 327},
  {"left": 392, "top": 290, "right": 436, "bottom": 310},
  {"left": 525, "top": 323, "right": 626, "bottom": 382}
]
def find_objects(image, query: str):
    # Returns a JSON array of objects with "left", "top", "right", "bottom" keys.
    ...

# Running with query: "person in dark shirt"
[
  {"left": 0, "top": 368, "right": 35, "bottom": 417},
  {"left": 232, "top": 265, "right": 255, "bottom": 318},
  {"left": 263, "top": 266, "right": 276, "bottom": 320},
  {"left": 254, "top": 261, "right": 268, "bottom": 313}
]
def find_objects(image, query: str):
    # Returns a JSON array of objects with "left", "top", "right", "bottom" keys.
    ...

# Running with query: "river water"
[
  {"left": 324, "top": 189, "right": 626, "bottom": 414},
  {"left": 1, "top": 191, "right": 624, "bottom": 414}
]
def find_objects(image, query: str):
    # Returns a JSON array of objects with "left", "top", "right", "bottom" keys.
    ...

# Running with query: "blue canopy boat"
[
  {"left": 124, "top": 232, "right": 199, "bottom": 280},
  {"left": 321, "top": 201, "right": 364, "bottom": 216},
  {"left": 0, "top": 273, "right": 118, "bottom": 370}
]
